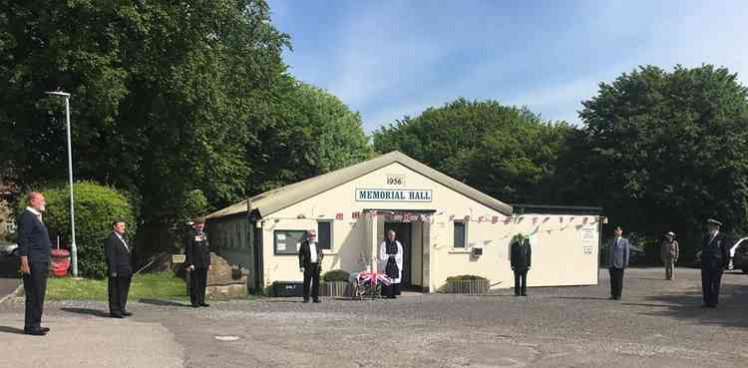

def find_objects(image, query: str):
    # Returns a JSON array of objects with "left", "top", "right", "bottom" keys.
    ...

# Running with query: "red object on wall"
[
  {"left": 336, "top": 213, "right": 344, "bottom": 220},
  {"left": 50, "top": 249, "right": 70, "bottom": 277}
]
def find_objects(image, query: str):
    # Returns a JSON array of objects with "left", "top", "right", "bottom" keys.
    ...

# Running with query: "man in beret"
[
  {"left": 701, "top": 219, "right": 730, "bottom": 308},
  {"left": 185, "top": 217, "right": 212, "bottom": 308},
  {"left": 660, "top": 231, "right": 679, "bottom": 280}
]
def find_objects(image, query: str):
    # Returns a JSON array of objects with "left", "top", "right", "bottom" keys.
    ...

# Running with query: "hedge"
[
  {"left": 322, "top": 269, "right": 350, "bottom": 282},
  {"left": 18, "top": 181, "right": 136, "bottom": 278}
]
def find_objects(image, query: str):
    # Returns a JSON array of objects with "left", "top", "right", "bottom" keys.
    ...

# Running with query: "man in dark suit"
[
  {"left": 607, "top": 226, "right": 631, "bottom": 300},
  {"left": 18, "top": 191, "right": 52, "bottom": 336},
  {"left": 510, "top": 234, "right": 532, "bottom": 296},
  {"left": 185, "top": 216, "right": 211, "bottom": 308},
  {"left": 105, "top": 221, "right": 133, "bottom": 318},
  {"left": 298, "top": 229, "right": 323, "bottom": 303},
  {"left": 701, "top": 218, "right": 730, "bottom": 308}
]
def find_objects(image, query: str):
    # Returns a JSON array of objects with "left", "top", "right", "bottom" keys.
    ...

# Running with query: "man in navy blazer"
[
  {"left": 607, "top": 226, "right": 630, "bottom": 300},
  {"left": 104, "top": 221, "right": 133, "bottom": 318},
  {"left": 17, "top": 192, "right": 52, "bottom": 336}
]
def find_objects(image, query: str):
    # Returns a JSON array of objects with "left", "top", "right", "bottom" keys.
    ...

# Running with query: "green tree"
[
  {"left": 0, "top": 1, "right": 290, "bottom": 251},
  {"left": 567, "top": 65, "right": 748, "bottom": 257},
  {"left": 372, "top": 98, "right": 571, "bottom": 203},
  {"left": 248, "top": 79, "right": 373, "bottom": 192}
]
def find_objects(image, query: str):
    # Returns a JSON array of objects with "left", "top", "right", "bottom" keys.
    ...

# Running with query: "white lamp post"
[{"left": 45, "top": 90, "right": 78, "bottom": 277}]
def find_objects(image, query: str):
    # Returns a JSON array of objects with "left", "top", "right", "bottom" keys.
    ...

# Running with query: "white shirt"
[
  {"left": 309, "top": 241, "right": 318, "bottom": 264},
  {"left": 27, "top": 206, "right": 42, "bottom": 222},
  {"left": 115, "top": 232, "right": 129, "bottom": 252}
]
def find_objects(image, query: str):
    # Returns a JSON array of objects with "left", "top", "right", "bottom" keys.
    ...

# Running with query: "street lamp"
[{"left": 45, "top": 90, "right": 78, "bottom": 277}]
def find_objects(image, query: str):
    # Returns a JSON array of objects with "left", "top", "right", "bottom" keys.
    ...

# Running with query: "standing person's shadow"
[
  {"left": 60, "top": 307, "right": 110, "bottom": 318},
  {"left": 0, "top": 326, "right": 25, "bottom": 334},
  {"left": 138, "top": 299, "right": 192, "bottom": 307}
]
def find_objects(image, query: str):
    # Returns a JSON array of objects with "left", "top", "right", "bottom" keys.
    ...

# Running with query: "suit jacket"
[
  {"left": 185, "top": 229, "right": 211, "bottom": 269},
  {"left": 105, "top": 233, "right": 133, "bottom": 277},
  {"left": 607, "top": 237, "right": 630, "bottom": 269},
  {"left": 510, "top": 238, "right": 532, "bottom": 270},
  {"left": 660, "top": 240, "right": 679, "bottom": 262},
  {"left": 298, "top": 240, "right": 323, "bottom": 269},
  {"left": 17, "top": 209, "right": 52, "bottom": 263},
  {"left": 701, "top": 232, "right": 730, "bottom": 270}
]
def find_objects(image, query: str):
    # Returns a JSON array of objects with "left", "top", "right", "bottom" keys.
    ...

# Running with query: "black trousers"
[
  {"left": 381, "top": 283, "right": 401, "bottom": 298},
  {"left": 701, "top": 267, "right": 723, "bottom": 307},
  {"left": 513, "top": 269, "right": 528, "bottom": 295},
  {"left": 108, "top": 275, "right": 132, "bottom": 315},
  {"left": 303, "top": 263, "right": 320, "bottom": 301},
  {"left": 609, "top": 267, "right": 625, "bottom": 298},
  {"left": 23, "top": 262, "right": 49, "bottom": 330},
  {"left": 190, "top": 268, "right": 208, "bottom": 306}
]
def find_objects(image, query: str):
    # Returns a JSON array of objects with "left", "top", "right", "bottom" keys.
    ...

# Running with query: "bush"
[
  {"left": 445, "top": 275, "right": 489, "bottom": 283},
  {"left": 18, "top": 181, "right": 136, "bottom": 278},
  {"left": 322, "top": 269, "right": 350, "bottom": 282}
]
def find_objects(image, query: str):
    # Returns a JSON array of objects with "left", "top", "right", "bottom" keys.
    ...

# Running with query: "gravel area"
[{"left": 1, "top": 268, "right": 747, "bottom": 367}]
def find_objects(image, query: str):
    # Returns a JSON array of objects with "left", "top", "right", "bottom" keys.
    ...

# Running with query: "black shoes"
[
  {"left": 199, "top": 303, "right": 210, "bottom": 307},
  {"left": 110, "top": 313, "right": 125, "bottom": 318},
  {"left": 122, "top": 311, "right": 133, "bottom": 317},
  {"left": 303, "top": 299, "right": 310, "bottom": 303},
  {"left": 24, "top": 328, "right": 46, "bottom": 336},
  {"left": 41, "top": 327, "right": 50, "bottom": 333},
  {"left": 312, "top": 299, "right": 321, "bottom": 303}
]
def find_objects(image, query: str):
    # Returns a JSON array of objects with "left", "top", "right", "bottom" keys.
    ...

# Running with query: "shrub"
[
  {"left": 322, "top": 269, "right": 350, "bottom": 282},
  {"left": 18, "top": 181, "right": 136, "bottom": 278},
  {"left": 445, "top": 275, "right": 489, "bottom": 283}
]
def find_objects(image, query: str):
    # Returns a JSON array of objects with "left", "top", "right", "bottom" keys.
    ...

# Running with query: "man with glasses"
[{"left": 298, "top": 229, "right": 324, "bottom": 303}]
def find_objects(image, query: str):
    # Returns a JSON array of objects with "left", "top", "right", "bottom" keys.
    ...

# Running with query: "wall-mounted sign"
[{"left": 355, "top": 189, "right": 433, "bottom": 202}]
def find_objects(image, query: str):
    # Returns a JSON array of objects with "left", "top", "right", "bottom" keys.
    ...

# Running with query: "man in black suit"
[
  {"left": 105, "top": 221, "right": 133, "bottom": 318},
  {"left": 510, "top": 234, "right": 532, "bottom": 296},
  {"left": 185, "top": 217, "right": 211, "bottom": 308},
  {"left": 701, "top": 218, "right": 730, "bottom": 308},
  {"left": 18, "top": 191, "right": 52, "bottom": 336},
  {"left": 298, "top": 229, "right": 323, "bottom": 303}
]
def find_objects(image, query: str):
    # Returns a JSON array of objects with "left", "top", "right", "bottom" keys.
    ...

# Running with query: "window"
[
  {"left": 453, "top": 221, "right": 466, "bottom": 248},
  {"left": 317, "top": 221, "right": 333, "bottom": 250},
  {"left": 274, "top": 230, "right": 306, "bottom": 255}
]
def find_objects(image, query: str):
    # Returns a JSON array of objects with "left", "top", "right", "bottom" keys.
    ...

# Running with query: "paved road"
[
  {"left": 1, "top": 268, "right": 747, "bottom": 368},
  {"left": 0, "top": 255, "right": 21, "bottom": 302},
  {"left": 0, "top": 277, "right": 19, "bottom": 302}
]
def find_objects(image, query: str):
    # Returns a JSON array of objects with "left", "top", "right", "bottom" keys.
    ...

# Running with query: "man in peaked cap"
[{"left": 701, "top": 218, "right": 731, "bottom": 308}]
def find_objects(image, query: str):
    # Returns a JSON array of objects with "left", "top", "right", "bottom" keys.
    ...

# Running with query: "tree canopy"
[
  {"left": 562, "top": 65, "right": 748, "bottom": 255},
  {"left": 372, "top": 98, "right": 571, "bottom": 204}
]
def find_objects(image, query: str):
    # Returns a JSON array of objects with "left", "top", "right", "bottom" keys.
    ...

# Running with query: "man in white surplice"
[{"left": 379, "top": 230, "right": 403, "bottom": 299}]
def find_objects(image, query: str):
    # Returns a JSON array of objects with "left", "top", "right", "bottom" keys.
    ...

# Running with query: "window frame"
[
  {"left": 453, "top": 220, "right": 467, "bottom": 248},
  {"left": 317, "top": 220, "right": 333, "bottom": 250}
]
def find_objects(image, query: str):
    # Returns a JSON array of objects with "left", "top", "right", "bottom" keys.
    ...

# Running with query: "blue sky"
[{"left": 267, "top": 1, "right": 748, "bottom": 132}]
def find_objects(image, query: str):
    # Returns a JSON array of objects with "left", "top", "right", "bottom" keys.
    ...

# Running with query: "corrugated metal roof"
[{"left": 206, "top": 151, "right": 513, "bottom": 220}]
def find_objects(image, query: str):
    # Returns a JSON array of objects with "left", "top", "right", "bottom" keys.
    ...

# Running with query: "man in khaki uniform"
[{"left": 660, "top": 231, "right": 679, "bottom": 280}]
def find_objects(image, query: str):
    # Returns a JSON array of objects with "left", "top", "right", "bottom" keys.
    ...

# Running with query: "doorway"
[{"left": 385, "top": 222, "right": 412, "bottom": 287}]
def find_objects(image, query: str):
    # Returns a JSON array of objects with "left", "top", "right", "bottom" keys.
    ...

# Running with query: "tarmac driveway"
[{"left": 1, "top": 267, "right": 747, "bottom": 368}]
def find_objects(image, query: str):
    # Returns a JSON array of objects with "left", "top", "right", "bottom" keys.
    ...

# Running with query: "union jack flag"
[{"left": 356, "top": 271, "right": 392, "bottom": 286}]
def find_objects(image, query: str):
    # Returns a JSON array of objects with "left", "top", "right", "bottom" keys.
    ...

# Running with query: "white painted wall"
[{"left": 255, "top": 162, "right": 600, "bottom": 291}]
